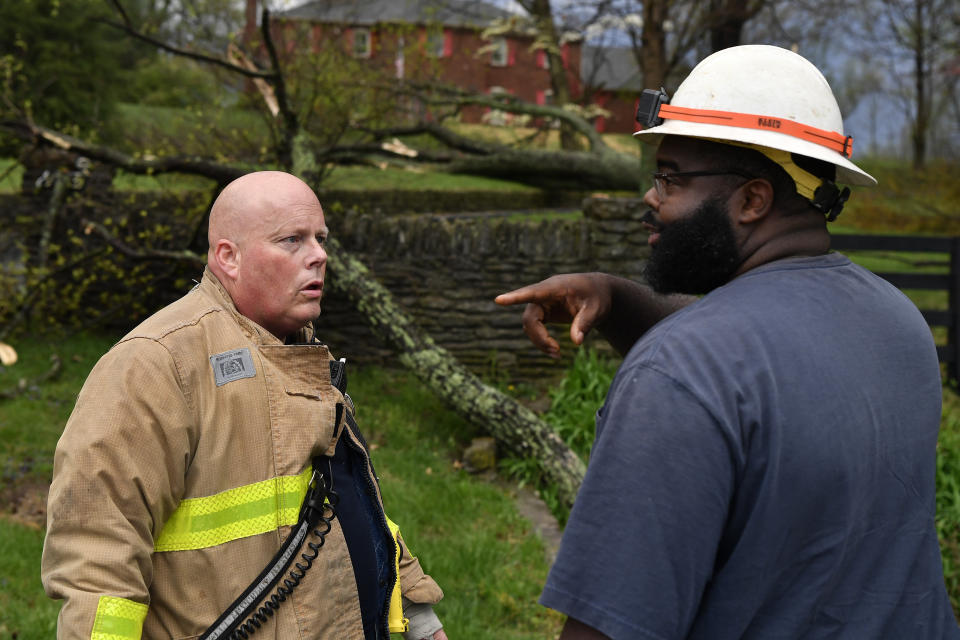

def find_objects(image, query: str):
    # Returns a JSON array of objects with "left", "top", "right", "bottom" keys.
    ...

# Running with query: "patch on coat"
[{"left": 209, "top": 348, "right": 256, "bottom": 386}]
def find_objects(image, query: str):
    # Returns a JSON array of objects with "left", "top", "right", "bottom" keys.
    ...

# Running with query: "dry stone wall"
[{"left": 319, "top": 196, "right": 650, "bottom": 375}]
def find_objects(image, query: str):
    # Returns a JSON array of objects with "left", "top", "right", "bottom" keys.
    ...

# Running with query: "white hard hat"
[{"left": 634, "top": 45, "right": 876, "bottom": 187}]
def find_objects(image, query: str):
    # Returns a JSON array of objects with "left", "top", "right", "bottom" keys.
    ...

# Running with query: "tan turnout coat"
[{"left": 41, "top": 269, "right": 442, "bottom": 639}]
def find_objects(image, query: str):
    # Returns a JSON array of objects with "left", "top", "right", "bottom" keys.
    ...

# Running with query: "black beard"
[{"left": 642, "top": 197, "right": 741, "bottom": 295}]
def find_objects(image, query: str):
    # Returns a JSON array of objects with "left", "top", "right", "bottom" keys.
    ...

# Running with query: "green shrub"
[
  {"left": 0, "top": 0, "right": 147, "bottom": 136},
  {"left": 500, "top": 348, "right": 619, "bottom": 524},
  {"left": 839, "top": 160, "right": 959, "bottom": 234},
  {"left": 542, "top": 348, "right": 618, "bottom": 460},
  {"left": 125, "top": 57, "right": 227, "bottom": 109},
  {"left": 938, "top": 389, "right": 960, "bottom": 615},
  {"left": 0, "top": 191, "right": 208, "bottom": 337}
]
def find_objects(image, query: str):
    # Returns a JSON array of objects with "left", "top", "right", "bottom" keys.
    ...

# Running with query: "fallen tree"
[
  {"left": 0, "top": 2, "right": 592, "bottom": 508},
  {"left": 335, "top": 90, "right": 643, "bottom": 190}
]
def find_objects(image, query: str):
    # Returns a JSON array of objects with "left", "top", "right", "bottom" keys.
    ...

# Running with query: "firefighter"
[{"left": 42, "top": 171, "right": 447, "bottom": 640}]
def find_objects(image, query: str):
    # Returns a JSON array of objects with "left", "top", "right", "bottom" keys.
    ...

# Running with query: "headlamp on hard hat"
[{"left": 636, "top": 88, "right": 670, "bottom": 129}]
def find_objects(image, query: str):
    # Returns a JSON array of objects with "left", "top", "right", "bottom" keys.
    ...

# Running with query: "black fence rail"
[{"left": 830, "top": 234, "right": 960, "bottom": 385}]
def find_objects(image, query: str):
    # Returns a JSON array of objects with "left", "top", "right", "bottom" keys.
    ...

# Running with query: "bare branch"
[
  {"left": 358, "top": 122, "right": 499, "bottom": 155},
  {"left": 81, "top": 220, "right": 206, "bottom": 266},
  {"left": 104, "top": 0, "right": 276, "bottom": 80},
  {"left": 323, "top": 143, "right": 454, "bottom": 164},
  {"left": 1, "top": 120, "right": 246, "bottom": 185},
  {"left": 259, "top": 6, "right": 299, "bottom": 169},
  {"left": 406, "top": 84, "right": 609, "bottom": 152},
  {"left": 106, "top": 0, "right": 131, "bottom": 26}
]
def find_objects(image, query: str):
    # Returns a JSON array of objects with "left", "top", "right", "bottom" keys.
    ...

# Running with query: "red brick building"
[
  {"left": 581, "top": 46, "right": 644, "bottom": 134},
  {"left": 246, "top": 0, "right": 640, "bottom": 133}
]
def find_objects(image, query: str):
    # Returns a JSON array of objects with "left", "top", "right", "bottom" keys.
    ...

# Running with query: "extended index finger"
[{"left": 494, "top": 281, "right": 554, "bottom": 307}]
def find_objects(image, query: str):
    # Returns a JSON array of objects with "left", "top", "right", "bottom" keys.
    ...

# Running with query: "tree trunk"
[
  {"left": 641, "top": 0, "right": 669, "bottom": 90},
  {"left": 445, "top": 147, "right": 640, "bottom": 191},
  {"left": 912, "top": 0, "right": 927, "bottom": 170},
  {"left": 323, "top": 236, "right": 587, "bottom": 508},
  {"left": 709, "top": 0, "right": 749, "bottom": 52},
  {"left": 523, "top": 0, "right": 580, "bottom": 150}
]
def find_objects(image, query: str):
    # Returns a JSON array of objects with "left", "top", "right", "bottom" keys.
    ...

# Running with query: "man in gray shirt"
[{"left": 497, "top": 45, "right": 959, "bottom": 639}]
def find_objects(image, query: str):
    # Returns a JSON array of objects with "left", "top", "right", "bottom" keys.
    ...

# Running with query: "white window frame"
[
  {"left": 427, "top": 28, "right": 446, "bottom": 58},
  {"left": 490, "top": 37, "right": 508, "bottom": 67},
  {"left": 353, "top": 27, "right": 371, "bottom": 58}
]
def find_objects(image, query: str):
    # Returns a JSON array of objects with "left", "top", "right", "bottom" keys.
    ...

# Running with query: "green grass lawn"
[
  {"left": 0, "top": 333, "right": 562, "bottom": 639},
  {"left": 0, "top": 157, "right": 22, "bottom": 193},
  {"left": 319, "top": 164, "right": 540, "bottom": 192},
  {"left": 939, "top": 391, "right": 960, "bottom": 615}
]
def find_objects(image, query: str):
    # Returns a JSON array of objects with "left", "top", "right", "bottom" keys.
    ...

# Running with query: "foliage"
[
  {"left": 0, "top": 522, "right": 59, "bottom": 638},
  {"left": 0, "top": 335, "right": 562, "bottom": 639},
  {"left": 107, "top": 101, "right": 272, "bottom": 163},
  {"left": 122, "top": 56, "right": 231, "bottom": 110},
  {"left": 0, "top": 0, "right": 146, "bottom": 140},
  {"left": 250, "top": 21, "right": 406, "bottom": 172},
  {"left": 541, "top": 348, "right": 619, "bottom": 459},
  {"left": 0, "top": 158, "right": 21, "bottom": 192},
  {"left": 938, "top": 389, "right": 960, "bottom": 616},
  {"left": 840, "top": 160, "right": 960, "bottom": 234},
  {"left": 500, "top": 347, "right": 620, "bottom": 524},
  {"left": 0, "top": 189, "right": 207, "bottom": 338}
]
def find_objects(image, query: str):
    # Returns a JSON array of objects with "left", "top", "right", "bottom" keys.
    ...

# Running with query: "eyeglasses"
[{"left": 650, "top": 170, "right": 754, "bottom": 200}]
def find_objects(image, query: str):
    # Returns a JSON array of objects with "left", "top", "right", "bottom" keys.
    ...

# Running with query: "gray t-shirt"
[{"left": 541, "top": 253, "right": 959, "bottom": 639}]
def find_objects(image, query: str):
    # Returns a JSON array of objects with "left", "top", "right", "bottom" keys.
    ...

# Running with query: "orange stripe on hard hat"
[{"left": 658, "top": 104, "right": 853, "bottom": 157}]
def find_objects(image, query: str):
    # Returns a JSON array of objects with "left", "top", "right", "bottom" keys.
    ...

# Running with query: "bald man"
[{"left": 42, "top": 172, "right": 447, "bottom": 640}]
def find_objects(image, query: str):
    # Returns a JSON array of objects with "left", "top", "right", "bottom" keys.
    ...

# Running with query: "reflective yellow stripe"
[
  {"left": 91, "top": 596, "right": 147, "bottom": 640},
  {"left": 385, "top": 517, "right": 409, "bottom": 633},
  {"left": 155, "top": 468, "right": 312, "bottom": 552}
]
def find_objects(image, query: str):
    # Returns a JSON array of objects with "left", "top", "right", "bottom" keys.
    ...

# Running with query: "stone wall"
[
  {"left": 319, "top": 195, "right": 649, "bottom": 374},
  {"left": 317, "top": 187, "right": 586, "bottom": 216}
]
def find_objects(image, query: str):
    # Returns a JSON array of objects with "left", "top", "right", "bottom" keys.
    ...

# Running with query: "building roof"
[
  {"left": 581, "top": 45, "right": 644, "bottom": 92},
  {"left": 278, "top": 0, "right": 516, "bottom": 29}
]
